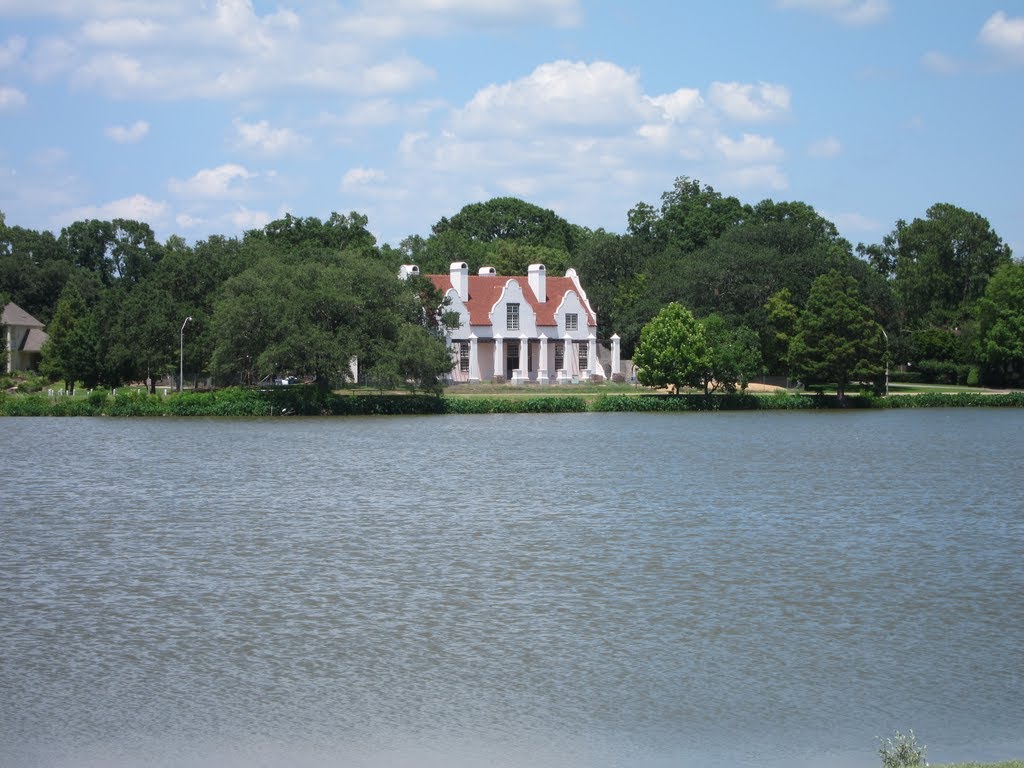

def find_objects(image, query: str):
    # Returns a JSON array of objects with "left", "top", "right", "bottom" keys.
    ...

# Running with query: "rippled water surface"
[{"left": 2, "top": 410, "right": 1022, "bottom": 768}]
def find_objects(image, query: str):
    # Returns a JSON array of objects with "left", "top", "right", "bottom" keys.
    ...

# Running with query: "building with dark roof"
[{"left": 2, "top": 302, "right": 49, "bottom": 374}]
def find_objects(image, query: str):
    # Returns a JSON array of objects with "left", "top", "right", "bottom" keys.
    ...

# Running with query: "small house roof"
[
  {"left": 1, "top": 302, "right": 44, "bottom": 329},
  {"left": 21, "top": 327, "right": 49, "bottom": 353}
]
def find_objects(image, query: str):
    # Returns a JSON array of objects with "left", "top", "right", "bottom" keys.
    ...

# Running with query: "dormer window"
[
  {"left": 565, "top": 313, "right": 578, "bottom": 331},
  {"left": 507, "top": 303, "right": 520, "bottom": 331}
]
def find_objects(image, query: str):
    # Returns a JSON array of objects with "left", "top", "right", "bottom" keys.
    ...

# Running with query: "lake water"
[{"left": 1, "top": 410, "right": 1022, "bottom": 768}]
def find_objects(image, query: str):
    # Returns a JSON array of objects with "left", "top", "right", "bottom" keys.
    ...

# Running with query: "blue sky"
[{"left": 1, "top": 0, "right": 1022, "bottom": 256}]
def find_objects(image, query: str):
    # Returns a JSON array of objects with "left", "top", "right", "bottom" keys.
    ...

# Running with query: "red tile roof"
[{"left": 428, "top": 274, "right": 595, "bottom": 328}]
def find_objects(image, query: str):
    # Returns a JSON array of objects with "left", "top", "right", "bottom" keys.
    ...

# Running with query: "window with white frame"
[
  {"left": 565, "top": 312, "right": 578, "bottom": 331},
  {"left": 506, "top": 303, "right": 520, "bottom": 331},
  {"left": 554, "top": 343, "right": 564, "bottom": 371},
  {"left": 459, "top": 342, "right": 470, "bottom": 373},
  {"left": 578, "top": 342, "right": 588, "bottom": 369}
]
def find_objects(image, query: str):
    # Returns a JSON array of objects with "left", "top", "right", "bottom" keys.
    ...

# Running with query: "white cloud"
[
  {"left": 715, "top": 133, "right": 784, "bottom": 163},
  {"left": 341, "top": 167, "right": 386, "bottom": 187},
  {"left": 62, "top": 193, "right": 168, "bottom": 223},
  {"left": 718, "top": 164, "right": 788, "bottom": 191},
  {"left": 776, "top": 0, "right": 889, "bottom": 26},
  {"left": 648, "top": 88, "right": 704, "bottom": 123},
  {"left": 979, "top": 11, "right": 1024, "bottom": 61},
  {"left": 0, "top": 2, "right": 191, "bottom": 19},
  {"left": 31, "top": 147, "right": 70, "bottom": 165},
  {"left": 340, "top": 167, "right": 408, "bottom": 201},
  {"left": 229, "top": 206, "right": 272, "bottom": 231},
  {"left": 0, "top": 85, "right": 27, "bottom": 109},
  {"left": 28, "top": 37, "right": 77, "bottom": 80},
  {"left": 71, "top": 52, "right": 154, "bottom": 95},
  {"left": 0, "top": 36, "right": 27, "bottom": 68},
  {"left": 169, "top": 164, "right": 258, "bottom": 199},
  {"left": 80, "top": 17, "right": 160, "bottom": 45},
  {"left": 360, "top": 56, "right": 436, "bottom": 93},
  {"left": 708, "top": 81, "right": 790, "bottom": 121},
  {"left": 175, "top": 212, "right": 204, "bottom": 229},
  {"left": 376, "top": 64, "right": 805, "bottom": 240},
  {"left": 326, "top": 99, "right": 402, "bottom": 127},
  {"left": 233, "top": 118, "right": 309, "bottom": 155},
  {"left": 921, "top": 50, "right": 961, "bottom": 75},
  {"left": 105, "top": 119, "right": 149, "bottom": 143},
  {"left": 454, "top": 60, "right": 656, "bottom": 136},
  {"left": 341, "top": 0, "right": 582, "bottom": 38},
  {"left": 831, "top": 211, "right": 880, "bottom": 231},
  {"left": 399, "top": 131, "right": 428, "bottom": 155},
  {"left": 808, "top": 136, "right": 842, "bottom": 157}
]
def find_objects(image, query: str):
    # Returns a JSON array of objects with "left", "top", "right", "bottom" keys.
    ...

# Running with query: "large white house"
[{"left": 403, "top": 262, "right": 621, "bottom": 384}]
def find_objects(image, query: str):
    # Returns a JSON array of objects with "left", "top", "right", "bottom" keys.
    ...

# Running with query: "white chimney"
[
  {"left": 478, "top": 266, "right": 496, "bottom": 276},
  {"left": 398, "top": 264, "right": 420, "bottom": 280},
  {"left": 450, "top": 261, "right": 469, "bottom": 301},
  {"left": 528, "top": 263, "right": 546, "bottom": 303}
]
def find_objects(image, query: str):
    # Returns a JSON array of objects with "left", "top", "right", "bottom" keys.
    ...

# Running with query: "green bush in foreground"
[{"left": 880, "top": 730, "right": 926, "bottom": 768}]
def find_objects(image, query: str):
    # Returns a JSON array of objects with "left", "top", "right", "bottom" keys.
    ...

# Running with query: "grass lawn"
[{"left": 441, "top": 380, "right": 642, "bottom": 398}]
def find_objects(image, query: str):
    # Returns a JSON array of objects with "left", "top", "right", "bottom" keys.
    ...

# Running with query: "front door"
[{"left": 506, "top": 343, "right": 519, "bottom": 379}]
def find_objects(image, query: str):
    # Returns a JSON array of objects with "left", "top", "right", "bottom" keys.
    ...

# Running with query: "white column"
[
  {"left": 516, "top": 335, "right": 529, "bottom": 383},
  {"left": 493, "top": 334, "right": 504, "bottom": 381},
  {"left": 468, "top": 333, "right": 481, "bottom": 383},
  {"left": 559, "top": 338, "right": 573, "bottom": 383},
  {"left": 611, "top": 333, "right": 621, "bottom": 379},
  {"left": 538, "top": 334, "right": 549, "bottom": 384},
  {"left": 587, "top": 333, "right": 599, "bottom": 379}
]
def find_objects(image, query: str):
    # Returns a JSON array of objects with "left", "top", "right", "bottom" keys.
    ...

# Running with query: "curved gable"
[{"left": 488, "top": 279, "right": 537, "bottom": 336}]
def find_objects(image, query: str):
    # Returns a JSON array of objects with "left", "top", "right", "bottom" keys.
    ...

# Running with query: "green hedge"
[
  {"left": 2, "top": 387, "right": 1023, "bottom": 417},
  {"left": 443, "top": 396, "right": 587, "bottom": 414},
  {"left": 881, "top": 391, "right": 1024, "bottom": 408},
  {"left": 590, "top": 393, "right": 876, "bottom": 411}
]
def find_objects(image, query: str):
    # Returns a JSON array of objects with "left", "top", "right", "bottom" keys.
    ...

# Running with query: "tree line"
[{"left": 1, "top": 176, "right": 1021, "bottom": 393}]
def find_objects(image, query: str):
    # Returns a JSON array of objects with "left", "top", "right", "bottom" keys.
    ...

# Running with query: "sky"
[{"left": 1, "top": 0, "right": 1022, "bottom": 256}]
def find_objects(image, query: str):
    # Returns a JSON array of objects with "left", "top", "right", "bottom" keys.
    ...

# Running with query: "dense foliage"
[
  {"left": 5, "top": 387, "right": 1020, "bottom": 417},
  {"left": 1, "top": 176, "right": 1017, "bottom": 394}
]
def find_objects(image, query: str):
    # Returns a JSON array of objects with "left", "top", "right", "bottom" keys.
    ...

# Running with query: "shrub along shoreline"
[{"left": 2, "top": 386, "right": 1024, "bottom": 417}]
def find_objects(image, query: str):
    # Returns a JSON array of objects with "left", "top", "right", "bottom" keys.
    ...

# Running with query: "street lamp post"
[
  {"left": 180, "top": 316, "right": 192, "bottom": 392},
  {"left": 881, "top": 327, "right": 889, "bottom": 397}
]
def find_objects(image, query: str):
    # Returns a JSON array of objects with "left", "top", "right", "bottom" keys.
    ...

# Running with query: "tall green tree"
[
  {"left": 634, "top": 302, "right": 712, "bottom": 393},
  {"left": 873, "top": 203, "right": 1012, "bottom": 327},
  {"left": 788, "top": 271, "right": 886, "bottom": 399},
  {"left": 1, "top": 216, "right": 70, "bottom": 323},
  {"left": 244, "top": 212, "right": 378, "bottom": 257},
  {"left": 432, "top": 197, "right": 575, "bottom": 253},
  {"left": 975, "top": 261, "right": 1024, "bottom": 387},
  {"left": 764, "top": 288, "right": 800, "bottom": 375},
  {"left": 117, "top": 280, "right": 180, "bottom": 392},
  {"left": 702, "top": 314, "right": 763, "bottom": 394},
  {"left": 654, "top": 176, "right": 748, "bottom": 254},
  {"left": 39, "top": 282, "right": 100, "bottom": 392},
  {"left": 210, "top": 250, "right": 451, "bottom": 392},
  {"left": 574, "top": 228, "right": 648, "bottom": 343}
]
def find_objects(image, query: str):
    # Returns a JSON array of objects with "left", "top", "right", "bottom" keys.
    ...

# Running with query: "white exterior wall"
[
  {"left": 553, "top": 291, "right": 594, "bottom": 341},
  {"left": 435, "top": 268, "right": 605, "bottom": 384},
  {"left": 443, "top": 288, "right": 472, "bottom": 340},
  {"left": 488, "top": 280, "right": 538, "bottom": 338}
]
